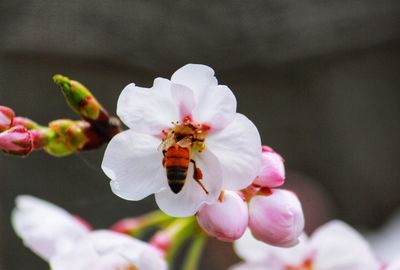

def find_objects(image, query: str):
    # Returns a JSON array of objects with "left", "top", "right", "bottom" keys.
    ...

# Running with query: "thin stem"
[
  {"left": 181, "top": 234, "right": 207, "bottom": 270},
  {"left": 112, "top": 210, "right": 175, "bottom": 237},
  {"left": 166, "top": 217, "right": 197, "bottom": 269}
]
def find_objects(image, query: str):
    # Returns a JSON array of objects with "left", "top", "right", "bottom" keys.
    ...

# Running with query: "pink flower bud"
[
  {"left": 73, "top": 215, "right": 93, "bottom": 231},
  {"left": 149, "top": 231, "right": 172, "bottom": 257},
  {"left": 249, "top": 189, "right": 304, "bottom": 247},
  {"left": 111, "top": 218, "right": 142, "bottom": 234},
  {"left": 196, "top": 191, "right": 248, "bottom": 242},
  {"left": 253, "top": 146, "right": 285, "bottom": 187},
  {"left": 0, "top": 106, "right": 15, "bottom": 132},
  {"left": 0, "top": 125, "right": 33, "bottom": 156}
]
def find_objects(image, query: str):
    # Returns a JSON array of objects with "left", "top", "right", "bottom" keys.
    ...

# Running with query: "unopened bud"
[
  {"left": 149, "top": 231, "right": 172, "bottom": 257},
  {"left": 248, "top": 189, "right": 304, "bottom": 247},
  {"left": 0, "top": 126, "right": 33, "bottom": 156},
  {"left": 12, "top": 117, "right": 39, "bottom": 130},
  {"left": 111, "top": 218, "right": 143, "bottom": 235},
  {"left": 44, "top": 119, "right": 88, "bottom": 157},
  {"left": 253, "top": 146, "right": 285, "bottom": 188},
  {"left": 197, "top": 191, "right": 248, "bottom": 242},
  {"left": 0, "top": 106, "right": 15, "bottom": 132},
  {"left": 53, "top": 74, "right": 108, "bottom": 121}
]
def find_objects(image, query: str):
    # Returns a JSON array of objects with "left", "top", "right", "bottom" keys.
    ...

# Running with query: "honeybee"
[{"left": 160, "top": 122, "right": 209, "bottom": 194}]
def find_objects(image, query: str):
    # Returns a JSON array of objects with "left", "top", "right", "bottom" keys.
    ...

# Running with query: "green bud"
[
  {"left": 53, "top": 74, "right": 106, "bottom": 121},
  {"left": 44, "top": 119, "right": 89, "bottom": 157}
]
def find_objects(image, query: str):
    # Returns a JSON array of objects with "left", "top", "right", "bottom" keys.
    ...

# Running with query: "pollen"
[
  {"left": 115, "top": 265, "right": 138, "bottom": 270},
  {"left": 286, "top": 259, "right": 313, "bottom": 270}
]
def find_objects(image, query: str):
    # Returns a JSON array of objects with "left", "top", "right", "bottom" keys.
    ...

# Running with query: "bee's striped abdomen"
[{"left": 164, "top": 146, "right": 190, "bottom": 194}]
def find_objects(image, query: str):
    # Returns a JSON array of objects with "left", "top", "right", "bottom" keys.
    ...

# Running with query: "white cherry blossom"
[
  {"left": 231, "top": 221, "right": 380, "bottom": 270},
  {"left": 102, "top": 64, "right": 261, "bottom": 217},
  {"left": 12, "top": 195, "right": 166, "bottom": 270}
]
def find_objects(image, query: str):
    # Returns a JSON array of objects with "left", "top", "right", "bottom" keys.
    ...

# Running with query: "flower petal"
[
  {"left": 117, "top": 78, "right": 179, "bottom": 135},
  {"left": 102, "top": 130, "right": 166, "bottom": 201},
  {"left": 50, "top": 231, "right": 167, "bottom": 270},
  {"left": 387, "top": 258, "right": 400, "bottom": 270},
  {"left": 155, "top": 149, "right": 222, "bottom": 217},
  {"left": 229, "top": 261, "right": 281, "bottom": 270},
  {"left": 170, "top": 83, "right": 195, "bottom": 121},
  {"left": 90, "top": 230, "right": 166, "bottom": 269},
  {"left": 310, "top": 221, "right": 380, "bottom": 270},
  {"left": 11, "top": 195, "right": 90, "bottom": 261},
  {"left": 207, "top": 113, "right": 262, "bottom": 190},
  {"left": 171, "top": 64, "right": 218, "bottom": 103},
  {"left": 193, "top": 85, "right": 237, "bottom": 131}
]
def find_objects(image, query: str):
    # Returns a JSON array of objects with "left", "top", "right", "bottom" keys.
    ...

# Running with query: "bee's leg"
[
  {"left": 190, "top": 159, "right": 209, "bottom": 195},
  {"left": 162, "top": 150, "right": 167, "bottom": 167}
]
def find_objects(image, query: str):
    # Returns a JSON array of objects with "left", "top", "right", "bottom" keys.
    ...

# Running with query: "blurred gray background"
[{"left": 1, "top": 1, "right": 400, "bottom": 269}]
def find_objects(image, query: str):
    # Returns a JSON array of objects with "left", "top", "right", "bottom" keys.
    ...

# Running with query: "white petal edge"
[
  {"left": 117, "top": 78, "right": 179, "bottom": 135},
  {"left": 11, "top": 195, "right": 90, "bottom": 261},
  {"left": 155, "top": 149, "right": 222, "bottom": 217},
  {"left": 102, "top": 129, "right": 167, "bottom": 201},
  {"left": 171, "top": 64, "right": 218, "bottom": 103},
  {"left": 310, "top": 220, "right": 380, "bottom": 270},
  {"left": 192, "top": 85, "right": 237, "bottom": 131},
  {"left": 207, "top": 113, "right": 262, "bottom": 190}
]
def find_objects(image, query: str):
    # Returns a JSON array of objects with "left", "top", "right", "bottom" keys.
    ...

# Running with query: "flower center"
[
  {"left": 160, "top": 120, "right": 209, "bottom": 194},
  {"left": 286, "top": 259, "right": 313, "bottom": 270},
  {"left": 161, "top": 120, "right": 208, "bottom": 153},
  {"left": 116, "top": 265, "right": 138, "bottom": 270}
]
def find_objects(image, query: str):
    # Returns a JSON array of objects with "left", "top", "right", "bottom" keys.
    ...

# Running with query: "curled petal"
[
  {"left": 197, "top": 191, "right": 248, "bottom": 242},
  {"left": 102, "top": 130, "right": 166, "bottom": 201},
  {"left": 155, "top": 149, "right": 222, "bottom": 217},
  {"left": 117, "top": 78, "right": 179, "bottom": 135},
  {"left": 310, "top": 221, "right": 380, "bottom": 270},
  {"left": 249, "top": 189, "right": 305, "bottom": 247},
  {"left": 207, "top": 113, "right": 262, "bottom": 190},
  {"left": 193, "top": 85, "right": 237, "bottom": 131},
  {"left": 171, "top": 64, "right": 218, "bottom": 103},
  {"left": 12, "top": 195, "right": 90, "bottom": 261}
]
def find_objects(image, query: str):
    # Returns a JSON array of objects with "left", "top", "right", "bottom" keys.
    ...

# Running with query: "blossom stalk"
[{"left": 111, "top": 210, "right": 174, "bottom": 236}]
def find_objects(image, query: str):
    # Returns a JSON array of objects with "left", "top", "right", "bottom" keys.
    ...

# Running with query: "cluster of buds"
[
  {"left": 195, "top": 146, "right": 305, "bottom": 247},
  {"left": 0, "top": 75, "right": 121, "bottom": 157}
]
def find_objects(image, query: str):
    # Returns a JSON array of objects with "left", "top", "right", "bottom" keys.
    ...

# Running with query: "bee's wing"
[
  {"left": 158, "top": 136, "right": 174, "bottom": 151},
  {"left": 176, "top": 136, "right": 192, "bottom": 148}
]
